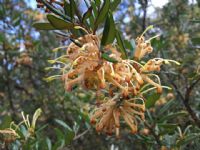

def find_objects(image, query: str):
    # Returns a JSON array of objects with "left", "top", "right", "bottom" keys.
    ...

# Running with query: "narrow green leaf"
[
  {"left": 69, "top": 0, "right": 76, "bottom": 20},
  {"left": 158, "top": 123, "right": 178, "bottom": 135},
  {"left": 82, "top": 6, "right": 93, "bottom": 23},
  {"left": 102, "top": 53, "right": 118, "bottom": 63},
  {"left": 157, "top": 100, "right": 176, "bottom": 116},
  {"left": 95, "top": 0, "right": 101, "bottom": 8},
  {"left": 46, "top": 137, "right": 52, "bottom": 150},
  {"left": 53, "top": 128, "right": 65, "bottom": 150},
  {"left": 124, "top": 39, "right": 135, "bottom": 58},
  {"left": 191, "top": 37, "right": 200, "bottom": 45},
  {"left": 116, "top": 30, "right": 127, "bottom": 59},
  {"left": 94, "top": 0, "right": 110, "bottom": 31},
  {"left": 65, "top": 130, "right": 75, "bottom": 145},
  {"left": 47, "top": 14, "right": 73, "bottom": 30},
  {"left": 54, "top": 128, "right": 65, "bottom": 141},
  {"left": 33, "top": 22, "right": 55, "bottom": 30},
  {"left": 63, "top": 1, "right": 71, "bottom": 16},
  {"left": 190, "top": 20, "right": 200, "bottom": 23},
  {"left": 54, "top": 119, "right": 73, "bottom": 132},
  {"left": 52, "top": 139, "right": 65, "bottom": 150},
  {"left": 91, "top": 1, "right": 98, "bottom": 18},
  {"left": 101, "top": 12, "right": 115, "bottom": 45},
  {"left": 145, "top": 92, "right": 161, "bottom": 108},
  {"left": 176, "top": 133, "right": 200, "bottom": 146},
  {"left": 158, "top": 111, "right": 188, "bottom": 123},
  {"left": 54, "top": 119, "right": 75, "bottom": 145},
  {"left": 157, "top": 123, "right": 178, "bottom": 128},
  {"left": 110, "top": 0, "right": 121, "bottom": 11}
]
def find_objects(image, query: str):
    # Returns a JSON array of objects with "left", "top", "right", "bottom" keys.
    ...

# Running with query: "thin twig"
[
  {"left": 141, "top": 0, "right": 148, "bottom": 31},
  {"left": 184, "top": 76, "right": 200, "bottom": 127},
  {"left": 73, "top": 128, "right": 90, "bottom": 141},
  {"left": 166, "top": 73, "right": 200, "bottom": 128}
]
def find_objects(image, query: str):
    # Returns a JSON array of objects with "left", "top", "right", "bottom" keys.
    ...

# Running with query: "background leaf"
[
  {"left": 47, "top": 14, "right": 73, "bottom": 30},
  {"left": 33, "top": 22, "right": 55, "bottom": 30},
  {"left": 101, "top": 12, "right": 115, "bottom": 45},
  {"left": 116, "top": 30, "right": 128, "bottom": 59},
  {"left": 82, "top": 6, "right": 93, "bottom": 23},
  {"left": 94, "top": 0, "right": 110, "bottom": 31},
  {"left": 145, "top": 92, "right": 161, "bottom": 108},
  {"left": 110, "top": 0, "right": 121, "bottom": 11}
]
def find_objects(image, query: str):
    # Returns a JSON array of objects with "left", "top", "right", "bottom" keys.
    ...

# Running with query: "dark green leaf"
[
  {"left": 46, "top": 137, "right": 52, "bottom": 150},
  {"left": 110, "top": 0, "right": 121, "bottom": 11},
  {"left": 102, "top": 53, "right": 118, "bottom": 63},
  {"left": 52, "top": 139, "right": 65, "bottom": 150},
  {"left": 54, "top": 128, "right": 65, "bottom": 141},
  {"left": 145, "top": 92, "right": 161, "bottom": 108},
  {"left": 47, "top": 14, "right": 73, "bottom": 30},
  {"left": 65, "top": 129, "right": 75, "bottom": 145},
  {"left": 101, "top": 12, "right": 115, "bottom": 45},
  {"left": 158, "top": 111, "right": 188, "bottom": 123},
  {"left": 54, "top": 119, "right": 73, "bottom": 132},
  {"left": 95, "top": 0, "right": 101, "bottom": 8},
  {"left": 94, "top": 0, "right": 110, "bottom": 31},
  {"left": 157, "top": 123, "right": 178, "bottom": 129},
  {"left": 69, "top": 0, "right": 76, "bottom": 20},
  {"left": 157, "top": 100, "right": 176, "bottom": 116},
  {"left": 91, "top": 1, "right": 98, "bottom": 18},
  {"left": 191, "top": 37, "right": 200, "bottom": 45},
  {"left": 63, "top": 1, "right": 71, "bottom": 16},
  {"left": 82, "top": 7, "right": 93, "bottom": 23},
  {"left": 124, "top": 39, "right": 135, "bottom": 58},
  {"left": 54, "top": 119, "right": 75, "bottom": 144},
  {"left": 190, "top": 20, "right": 200, "bottom": 23},
  {"left": 33, "top": 22, "right": 55, "bottom": 30},
  {"left": 116, "top": 30, "right": 127, "bottom": 59},
  {"left": 158, "top": 123, "right": 178, "bottom": 135},
  {"left": 53, "top": 128, "right": 65, "bottom": 150},
  {"left": 176, "top": 133, "right": 200, "bottom": 146}
]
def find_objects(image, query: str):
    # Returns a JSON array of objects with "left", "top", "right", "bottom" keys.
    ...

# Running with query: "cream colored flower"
[{"left": 90, "top": 97, "right": 145, "bottom": 137}]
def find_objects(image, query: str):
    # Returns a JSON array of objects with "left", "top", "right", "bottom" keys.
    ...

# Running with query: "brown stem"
[
  {"left": 141, "top": 0, "right": 148, "bottom": 31},
  {"left": 184, "top": 76, "right": 200, "bottom": 127},
  {"left": 73, "top": 128, "right": 90, "bottom": 141},
  {"left": 144, "top": 121, "right": 162, "bottom": 147},
  {"left": 166, "top": 74, "right": 200, "bottom": 128}
]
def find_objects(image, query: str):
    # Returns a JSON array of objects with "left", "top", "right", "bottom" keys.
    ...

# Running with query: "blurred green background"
[{"left": 0, "top": 0, "right": 200, "bottom": 149}]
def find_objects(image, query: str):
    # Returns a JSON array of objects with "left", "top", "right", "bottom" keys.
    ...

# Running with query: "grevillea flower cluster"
[{"left": 47, "top": 26, "right": 179, "bottom": 138}]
